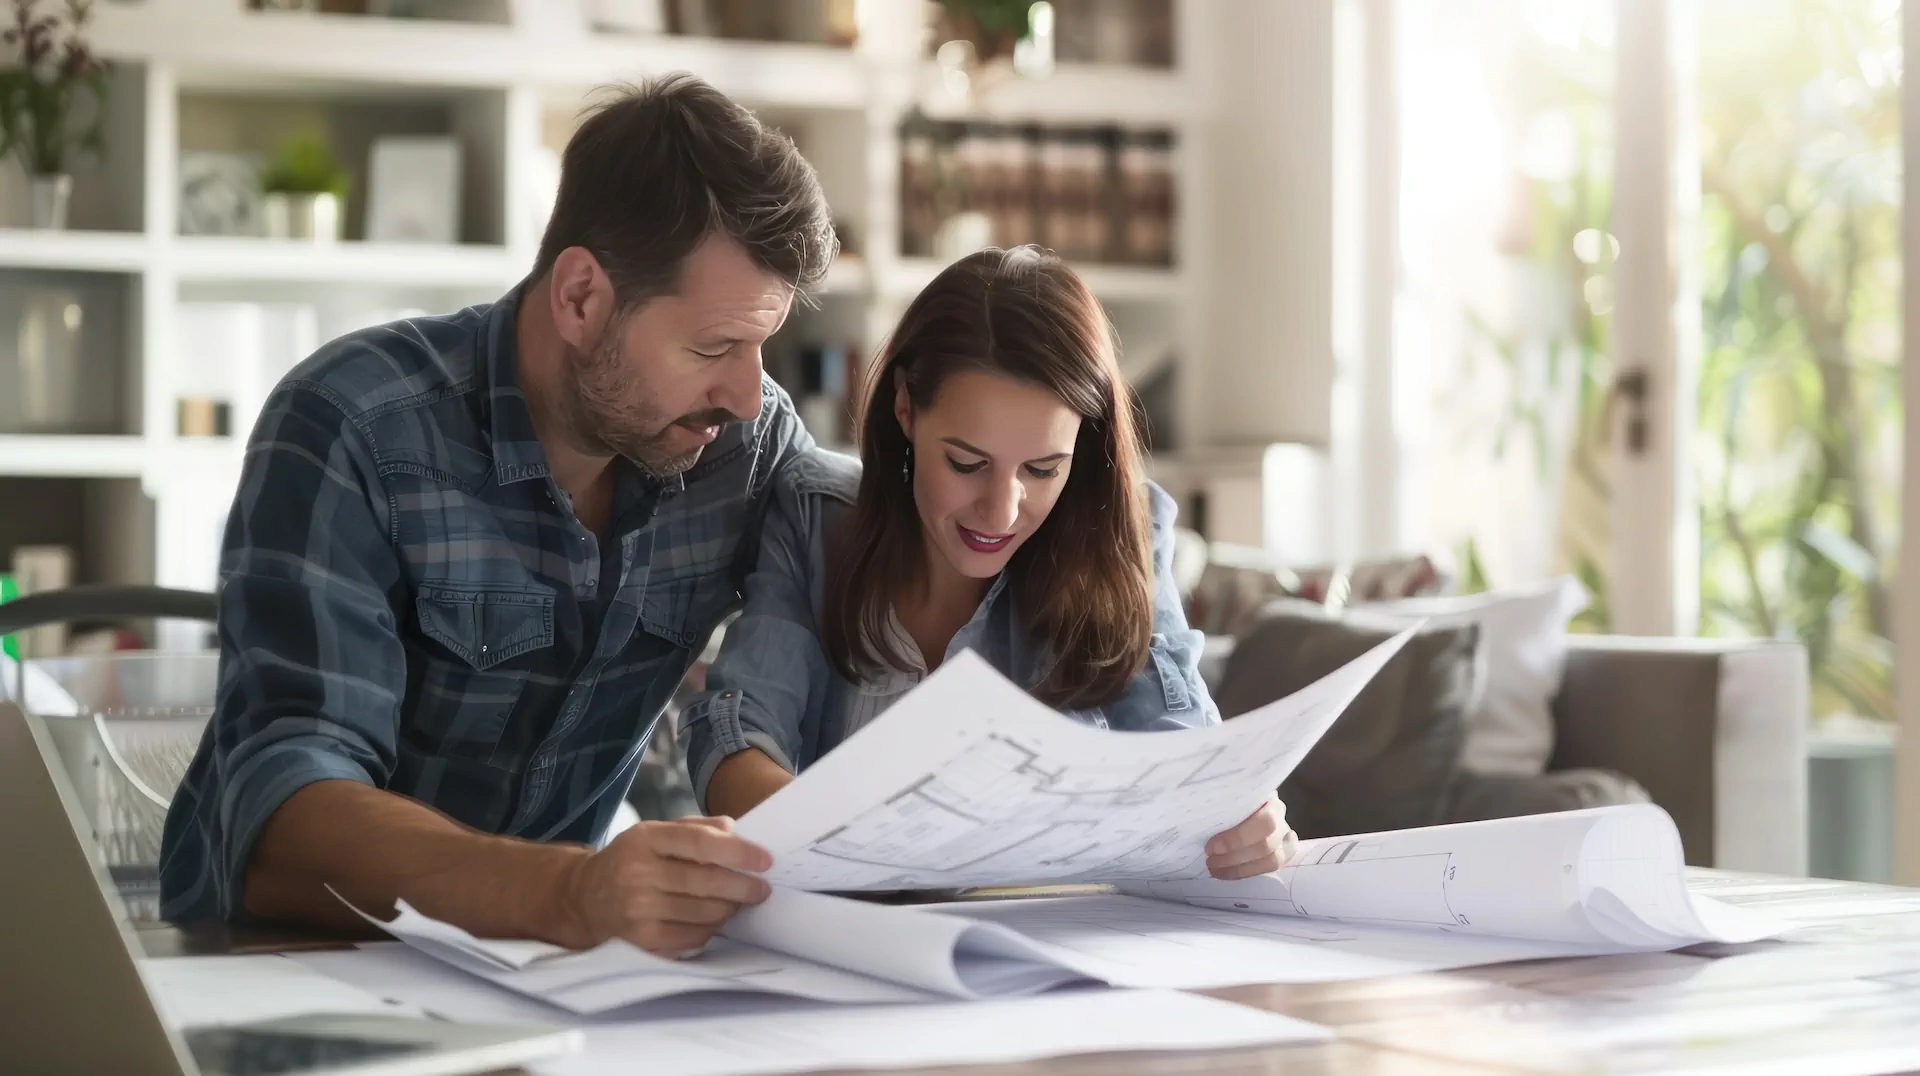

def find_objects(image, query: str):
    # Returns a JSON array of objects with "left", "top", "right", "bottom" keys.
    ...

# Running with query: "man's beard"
[{"left": 562, "top": 329, "right": 738, "bottom": 479}]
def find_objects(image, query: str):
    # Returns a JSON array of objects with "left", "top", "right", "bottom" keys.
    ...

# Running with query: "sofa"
[{"left": 1184, "top": 543, "right": 1811, "bottom": 878}]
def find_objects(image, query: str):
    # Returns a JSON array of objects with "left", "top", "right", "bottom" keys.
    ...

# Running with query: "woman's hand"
[{"left": 1204, "top": 795, "right": 1298, "bottom": 880}]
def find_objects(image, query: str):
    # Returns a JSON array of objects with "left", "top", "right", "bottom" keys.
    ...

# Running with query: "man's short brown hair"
[{"left": 535, "top": 73, "right": 838, "bottom": 306}]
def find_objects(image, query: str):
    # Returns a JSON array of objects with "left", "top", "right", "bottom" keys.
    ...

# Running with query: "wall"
[{"left": 1192, "top": 0, "right": 1336, "bottom": 451}]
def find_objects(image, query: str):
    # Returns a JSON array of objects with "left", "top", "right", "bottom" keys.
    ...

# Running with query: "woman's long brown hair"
[{"left": 820, "top": 246, "right": 1152, "bottom": 710}]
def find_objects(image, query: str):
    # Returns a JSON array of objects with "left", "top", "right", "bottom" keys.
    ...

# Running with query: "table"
[{"left": 134, "top": 870, "right": 1920, "bottom": 1075}]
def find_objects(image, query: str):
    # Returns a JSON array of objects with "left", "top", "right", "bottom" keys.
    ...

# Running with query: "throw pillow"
[
  {"left": 1215, "top": 600, "right": 1480, "bottom": 840},
  {"left": 1358, "top": 575, "right": 1589, "bottom": 778}
]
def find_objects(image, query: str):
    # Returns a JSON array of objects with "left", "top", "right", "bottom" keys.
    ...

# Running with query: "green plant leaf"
[
  {"left": 933, "top": 0, "right": 1032, "bottom": 36},
  {"left": 1798, "top": 519, "right": 1880, "bottom": 584},
  {"left": 259, "top": 131, "right": 351, "bottom": 198}
]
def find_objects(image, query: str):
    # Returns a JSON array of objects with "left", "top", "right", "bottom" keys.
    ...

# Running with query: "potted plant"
[
  {"left": 258, "top": 131, "right": 349, "bottom": 243},
  {"left": 0, "top": 0, "right": 109, "bottom": 230},
  {"left": 932, "top": 0, "right": 1033, "bottom": 63}
]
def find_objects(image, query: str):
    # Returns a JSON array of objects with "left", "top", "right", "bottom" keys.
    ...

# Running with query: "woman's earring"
[{"left": 901, "top": 443, "right": 913, "bottom": 485}]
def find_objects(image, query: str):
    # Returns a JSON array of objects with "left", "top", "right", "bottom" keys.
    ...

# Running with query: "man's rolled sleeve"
[{"left": 161, "top": 382, "right": 408, "bottom": 921}]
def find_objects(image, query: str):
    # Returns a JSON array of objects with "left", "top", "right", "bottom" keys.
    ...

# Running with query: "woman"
[{"left": 681, "top": 246, "right": 1292, "bottom": 880}]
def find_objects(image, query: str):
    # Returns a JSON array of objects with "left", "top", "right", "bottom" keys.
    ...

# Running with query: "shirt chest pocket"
[
  {"left": 417, "top": 583, "right": 557, "bottom": 669},
  {"left": 411, "top": 583, "right": 557, "bottom": 762}
]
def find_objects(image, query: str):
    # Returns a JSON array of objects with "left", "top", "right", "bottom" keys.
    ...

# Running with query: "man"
[{"left": 158, "top": 73, "right": 836, "bottom": 958}]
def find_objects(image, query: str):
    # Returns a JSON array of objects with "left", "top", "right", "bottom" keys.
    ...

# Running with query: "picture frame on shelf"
[
  {"left": 178, "top": 151, "right": 264, "bottom": 237},
  {"left": 366, "top": 135, "right": 462, "bottom": 244}
]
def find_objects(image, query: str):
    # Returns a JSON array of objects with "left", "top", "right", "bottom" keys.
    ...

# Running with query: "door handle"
[{"left": 1612, "top": 365, "right": 1651, "bottom": 455}]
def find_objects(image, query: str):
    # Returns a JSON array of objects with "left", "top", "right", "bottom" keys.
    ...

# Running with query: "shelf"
[
  {"left": 916, "top": 62, "right": 1194, "bottom": 126},
  {"left": 882, "top": 259, "right": 1182, "bottom": 303},
  {"left": 0, "top": 436, "right": 148, "bottom": 479},
  {"left": 173, "top": 238, "right": 520, "bottom": 289},
  {"left": 537, "top": 35, "right": 866, "bottom": 110},
  {"left": 0, "top": 230, "right": 150, "bottom": 274},
  {"left": 95, "top": 6, "right": 868, "bottom": 108}
]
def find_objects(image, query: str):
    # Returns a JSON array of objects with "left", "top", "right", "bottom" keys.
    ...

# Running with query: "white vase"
[
  {"left": 11, "top": 287, "right": 84, "bottom": 430},
  {"left": 30, "top": 174, "right": 72, "bottom": 230},
  {"left": 262, "top": 191, "right": 342, "bottom": 243}
]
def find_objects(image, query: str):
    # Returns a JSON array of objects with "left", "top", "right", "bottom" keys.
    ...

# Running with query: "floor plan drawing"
[
  {"left": 1282, "top": 844, "right": 1466, "bottom": 928},
  {"left": 738, "top": 633, "right": 1418, "bottom": 893},
  {"left": 783, "top": 734, "right": 1250, "bottom": 890}
]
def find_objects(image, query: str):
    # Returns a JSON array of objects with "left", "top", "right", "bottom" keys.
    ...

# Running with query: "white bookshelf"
[
  {"left": 911, "top": 60, "right": 1194, "bottom": 125},
  {"left": 0, "top": 0, "right": 1204, "bottom": 603},
  {"left": 0, "top": 436, "right": 148, "bottom": 479},
  {"left": 881, "top": 258, "right": 1184, "bottom": 304},
  {"left": 0, "top": 229, "right": 154, "bottom": 273},
  {"left": 172, "top": 237, "right": 521, "bottom": 287}
]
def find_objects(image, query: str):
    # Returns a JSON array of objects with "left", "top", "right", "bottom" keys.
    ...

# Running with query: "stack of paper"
[
  {"left": 296, "top": 942, "right": 1329, "bottom": 1076},
  {"left": 352, "top": 800, "right": 1780, "bottom": 1015},
  {"left": 156, "top": 951, "right": 1329, "bottom": 1076}
]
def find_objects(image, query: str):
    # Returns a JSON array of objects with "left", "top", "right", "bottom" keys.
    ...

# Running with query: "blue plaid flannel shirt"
[{"left": 158, "top": 285, "right": 810, "bottom": 922}]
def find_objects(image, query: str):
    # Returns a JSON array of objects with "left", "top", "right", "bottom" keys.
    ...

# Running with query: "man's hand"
[
  {"left": 1204, "top": 795, "right": 1298, "bottom": 880},
  {"left": 561, "top": 815, "right": 772, "bottom": 956}
]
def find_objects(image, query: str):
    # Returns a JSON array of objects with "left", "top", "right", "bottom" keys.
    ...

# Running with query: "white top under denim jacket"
[{"left": 678, "top": 447, "right": 1221, "bottom": 812}]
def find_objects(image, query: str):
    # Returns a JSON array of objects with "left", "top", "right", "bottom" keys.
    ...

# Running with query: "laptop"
[{"left": 0, "top": 701, "right": 583, "bottom": 1074}]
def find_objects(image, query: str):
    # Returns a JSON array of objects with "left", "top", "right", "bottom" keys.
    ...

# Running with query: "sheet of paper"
[
  {"left": 1687, "top": 873, "right": 1920, "bottom": 924},
  {"left": 532, "top": 988, "right": 1329, "bottom": 1076},
  {"left": 353, "top": 896, "right": 570, "bottom": 973},
  {"left": 140, "top": 955, "right": 416, "bottom": 1030},
  {"left": 350, "top": 896, "right": 933, "bottom": 1012},
  {"left": 498, "top": 935, "right": 929, "bottom": 1013},
  {"left": 724, "top": 886, "right": 1093, "bottom": 998},
  {"left": 738, "top": 630, "right": 1414, "bottom": 893},
  {"left": 293, "top": 949, "right": 1329, "bottom": 1076},
  {"left": 936, "top": 894, "right": 1617, "bottom": 989},
  {"left": 1129, "top": 805, "right": 1784, "bottom": 949},
  {"left": 293, "top": 945, "right": 844, "bottom": 1026}
]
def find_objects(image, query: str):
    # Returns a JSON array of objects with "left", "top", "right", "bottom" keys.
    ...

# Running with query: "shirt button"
[{"left": 480, "top": 644, "right": 489, "bottom": 653}]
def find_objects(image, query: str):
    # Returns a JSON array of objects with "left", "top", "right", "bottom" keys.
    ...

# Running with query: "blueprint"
[
  {"left": 934, "top": 893, "right": 1617, "bottom": 989},
  {"left": 338, "top": 806, "right": 1786, "bottom": 1016},
  {"left": 735, "top": 629, "right": 1415, "bottom": 892},
  {"left": 1127, "top": 804, "right": 1783, "bottom": 949}
]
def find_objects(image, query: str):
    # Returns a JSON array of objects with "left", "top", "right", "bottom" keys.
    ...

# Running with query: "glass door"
[
  {"left": 1398, "top": 0, "right": 1908, "bottom": 880},
  {"left": 1397, "top": 0, "right": 1620, "bottom": 629}
]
